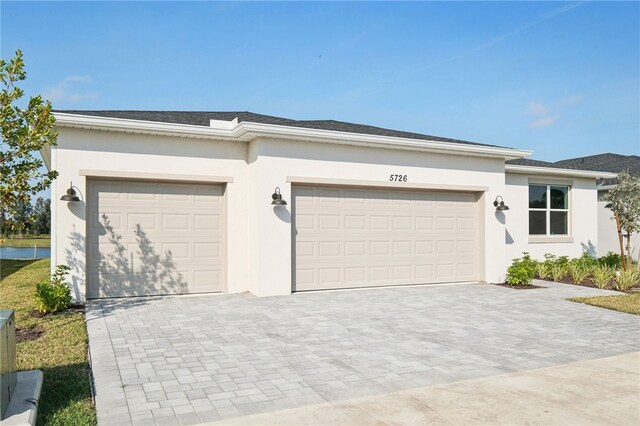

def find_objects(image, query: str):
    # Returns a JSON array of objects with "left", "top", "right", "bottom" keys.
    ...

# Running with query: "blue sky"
[{"left": 2, "top": 1, "right": 639, "bottom": 164}]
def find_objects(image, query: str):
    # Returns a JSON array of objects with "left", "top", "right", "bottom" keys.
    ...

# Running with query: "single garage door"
[
  {"left": 87, "top": 179, "right": 225, "bottom": 298},
  {"left": 293, "top": 185, "right": 479, "bottom": 291}
]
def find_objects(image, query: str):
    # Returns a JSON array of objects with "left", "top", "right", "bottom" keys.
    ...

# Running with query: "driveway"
[{"left": 86, "top": 281, "right": 640, "bottom": 426}]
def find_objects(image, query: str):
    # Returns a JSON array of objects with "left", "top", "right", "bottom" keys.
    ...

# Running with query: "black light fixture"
[
  {"left": 493, "top": 195, "right": 509, "bottom": 211},
  {"left": 271, "top": 187, "right": 287, "bottom": 206},
  {"left": 60, "top": 182, "right": 81, "bottom": 202}
]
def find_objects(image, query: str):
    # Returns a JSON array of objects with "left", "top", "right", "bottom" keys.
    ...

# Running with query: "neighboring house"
[
  {"left": 44, "top": 111, "right": 615, "bottom": 301},
  {"left": 555, "top": 153, "right": 640, "bottom": 259}
]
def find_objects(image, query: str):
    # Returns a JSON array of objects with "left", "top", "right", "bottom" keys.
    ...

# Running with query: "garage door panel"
[
  {"left": 87, "top": 180, "right": 224, "bottom": 298},
  {"left": 294, "top": 185, "right": 479, "bottom": 291}
]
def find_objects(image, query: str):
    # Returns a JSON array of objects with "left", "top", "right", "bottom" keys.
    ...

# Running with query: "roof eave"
[
  {"left": 53, "top": 112, "right": 531, "bottom": 160},
  {"left": 505, "top": 164, "right": 617, "bottom": 179}
]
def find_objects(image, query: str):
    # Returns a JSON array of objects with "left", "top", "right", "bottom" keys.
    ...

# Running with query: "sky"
[{"left": 2, "top": 1, "right": 639, "bottom": 172}]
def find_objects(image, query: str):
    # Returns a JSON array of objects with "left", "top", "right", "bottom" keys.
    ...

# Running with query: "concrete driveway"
[{"left": 86, "top": 281, "right": 640, "bottom": 426}]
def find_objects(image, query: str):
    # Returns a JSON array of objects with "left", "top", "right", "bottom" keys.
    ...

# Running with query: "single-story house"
[{"left": 44, "top": 111, "right": 616, "bottom": 301}]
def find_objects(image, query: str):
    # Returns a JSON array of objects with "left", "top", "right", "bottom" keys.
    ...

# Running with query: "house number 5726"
[{"left": 389, "top": 174, "right": 408, "bottom": 182}]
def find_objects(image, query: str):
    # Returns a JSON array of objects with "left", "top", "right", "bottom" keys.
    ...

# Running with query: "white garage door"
[
  {"left": 293, "top": 185, "right": 479, "bottom": 291},
  {"left": 87, "top": 180, "right": 225, "bottom": 298}
]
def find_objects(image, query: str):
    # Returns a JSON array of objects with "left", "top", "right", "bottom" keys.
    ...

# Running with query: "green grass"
[
  {"left": 0, "top": 237, "right": 51, "bottom": 247},
  {"left": 0, "top": 259, "right": 96, "bottom": 426},
  {"left": 570, "top": 293, "right": 640, "bottom": 315}
]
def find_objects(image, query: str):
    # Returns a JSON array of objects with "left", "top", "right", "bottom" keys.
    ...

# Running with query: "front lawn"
[
  {"left": 0, "top": 237, "right": 51, "bottom": 247},
  {"left": 0, "top": 259, "right": 96, "bottom": 425},
  {"left": 569, "top": 293, "right": 640, "bottom": 315}
]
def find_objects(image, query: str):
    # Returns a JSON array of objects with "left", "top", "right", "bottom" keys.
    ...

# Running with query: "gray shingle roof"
[
  {"left": 507, "top": 153, "right": 639, "bottom": 184},
  {"left": 55, "top": 110, "right": 503, "bottom": 148},
  {"left": 554, "top": 153, "right": 640, "bottom": 176},
  {"left": 506, "top": 158, "right": 562, "bottom": 168}
]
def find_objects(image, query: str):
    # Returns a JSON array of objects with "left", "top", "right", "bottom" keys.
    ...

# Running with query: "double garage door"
[
  {"left": 293, "top": 185, "right": 480, "bottom": 291},
  {"left": 87, "top": 180, "right": 225, "bottom": 298}
]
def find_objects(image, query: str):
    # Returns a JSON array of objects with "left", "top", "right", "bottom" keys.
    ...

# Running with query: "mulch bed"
[
  {"left": 16, "top": 325, "right": 45, "bottom": 343},
  {"left": 495, "top": 283, "right": 544, "bottom": 290}
]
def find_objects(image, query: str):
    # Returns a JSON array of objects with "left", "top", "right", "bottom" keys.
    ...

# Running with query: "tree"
[
  {"left": 602, "top": 171, "right": 640, "bottom": 270},
  {"left": 1, "top": 50, "right": 58, "bottom": 213},
  {"left": 11, "top": 198, "right": 33, "bottom": 237},
  {"left": 32, "top": 197, "right": 51, "bottom": 235}
]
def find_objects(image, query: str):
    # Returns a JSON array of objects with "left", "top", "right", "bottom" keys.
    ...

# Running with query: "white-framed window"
[{"left": 528, "top": 184, "right": 569, "bottom": 235}]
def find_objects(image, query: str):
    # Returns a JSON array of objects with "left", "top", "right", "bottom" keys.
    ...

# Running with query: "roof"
[
  {"left": 55, "top": 110, "right": 503, "bottom": 148},
  {"left": 507, "top": 153, "right": 638, "bottom": 184},
  {"left": 554, "top": 153, "right": 640, "bottom": 176},
  {"left": 506, "top": 158, "right": 563, "bottom": 168}
]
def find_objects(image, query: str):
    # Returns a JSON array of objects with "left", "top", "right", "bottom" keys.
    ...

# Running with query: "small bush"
[
  {"left": 613, "top": 269, "right": 640, "bottom": 291},
  {"left": 547, "top": 256, "right": 569, "bottom": 282},
  {"left": 568, "top": 262, "right": 592, "bottom": 284},
  {"left": 598, "top": 252, "right": 622, "bottom": 268},
  {"left": 506, "top": 253, "right": 536, "bottom": 286},
  {"left": 592, "top": 265, "right": 614, "bottom": 289},
  {"left": 535, "top": 262, "right": 550, "bottom": 280},
  {"left": 34, "top": 265, "right": 72, "bottom": 314},
  {"left": 574, "top": 252, "right": 599, "bottom": 270}
]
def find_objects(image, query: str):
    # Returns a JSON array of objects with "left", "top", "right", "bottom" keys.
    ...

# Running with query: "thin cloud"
[
  {"left": 562, "top": 95, "right": 585, "bottom": 105},
  {"left": 341, "top": 2, "right": 588, "bottom": 99},
  {"left": 527, "top": 95, "right": 585, "bottom": 129},
  {"left": 528, "top": 101, "right": 549, "bottom": 117},
  {"left": 530, "top": 116, "right": 559, "bottom": 129},
  {"left": 43, "top": 75, "right": 98, "bottom": 103}
]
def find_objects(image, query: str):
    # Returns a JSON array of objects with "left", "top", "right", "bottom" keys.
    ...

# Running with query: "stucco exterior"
[
  {"left": 48, "top": 113, "right": 614, "bottom": 301},
  {"left": 505, "top": 172, "right": 598, "bottom": 262}
]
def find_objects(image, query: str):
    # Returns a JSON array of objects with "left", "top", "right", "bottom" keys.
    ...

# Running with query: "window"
[{"left": 528, "top": 184, "right": 569, "bottom": 235}]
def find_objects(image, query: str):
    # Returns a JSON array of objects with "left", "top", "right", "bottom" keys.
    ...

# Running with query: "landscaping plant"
[
  {"left": 613, "top": 268, "right": 640, "bottom": 292},
  {"left": 591, "top": 265, "right": 615, "bottom": 289},
  {"left": 598, "top": 252, "right": 623, "bottom": 269},
  {"left": 506, "top": 253, "right": 536, "bottom": 286},
  {"left": 34, "top": 264, "right": 72, "bottom": 313},
  {"left": 535, "top": 261, "right": 550, "bottom": 280},
  {"left": 602, "top": 171, "right": 640, "bottom": 270},
  {"left": 568, "top": 262, "right": 591, "bottom": 285}
]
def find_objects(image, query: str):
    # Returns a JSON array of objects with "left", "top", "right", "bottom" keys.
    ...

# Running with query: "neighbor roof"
[
  {"left": 507, "top": 153, "right": 638, "bottom": 184},
  {"left": 55, "top": 110, "right": 503, "bottom": 148},
  {"left": 554, "top": 153, "right": 640, "bottom": 176}
]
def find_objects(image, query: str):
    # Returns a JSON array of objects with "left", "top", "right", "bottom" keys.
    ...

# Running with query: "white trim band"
[
  {"left": 506, "top": 164, "right": 616, "bottom": 179},
  {"left": 54, "top": 113, "right": 532, "bottom": 160},
  {"left": 79, "top": 169, "right": 233, "bottom": 183},
  {"left": 286, "top": 176, "right": 488, "bottom": 192}
]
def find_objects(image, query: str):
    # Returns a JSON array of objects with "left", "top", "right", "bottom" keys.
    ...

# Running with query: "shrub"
[
  {"left": 535, "top": 262, "right": 550, "bottom": 280},
  {"left": 574, "top": 252, "right": 599, "bottom": 270},
  {"left": 613, "top": 269, "right": 640, "bottom": 291},
  {"left": 568, "top": 262, "right": 591, "bottom": 285},
  {"left": 598, "top": 252, "right": 622, "bottom": 268},
  {"left": 506, "top": 253, "right": 537, "bottom": 286},
  {"left": 592, "top": 265, "right": 614, "bottom": 289},
  {"left": 547, "top": 256, "right": 569, "bottom": 282},
  {"left": 34, "top": 265, "right": 72, "bottom": 314}
]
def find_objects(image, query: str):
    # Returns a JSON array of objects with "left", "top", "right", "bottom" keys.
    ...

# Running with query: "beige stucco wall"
[
  {"left": 52, "top": 128, "right": 249, "bottom": 301},
  {"left": 504, "top": 173, "right": 598, "bottom": 263},
  {"left": 53, "top": 127, "right": 601, "bottom": 300}
]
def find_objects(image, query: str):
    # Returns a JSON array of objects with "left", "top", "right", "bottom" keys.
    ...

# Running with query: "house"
[
  {"left": 555, "top": 153, "right": 640, "bottom": 258},
  {"left": 44, "top": 111, "right": 615, "bottom": 301}
]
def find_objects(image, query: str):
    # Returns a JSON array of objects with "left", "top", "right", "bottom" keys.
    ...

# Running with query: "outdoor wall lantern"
[
  {"left": 493, "top": 195, "right": 509, "bottom": 211},
  {"left": 271, "top": 187, "right": 287, "bottom": 206},
  {"left": 60, "top": 182, "right": 81, "bottom": 202}
]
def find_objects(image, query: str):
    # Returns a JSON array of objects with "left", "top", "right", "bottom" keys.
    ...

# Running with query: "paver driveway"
[{"left": 86, "top": 281, "right": 640, "bottom": 426}]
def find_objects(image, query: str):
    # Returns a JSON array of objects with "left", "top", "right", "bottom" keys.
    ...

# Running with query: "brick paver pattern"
[{"left": 86, "top": 281, "right": 640, "bottom": 426}]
